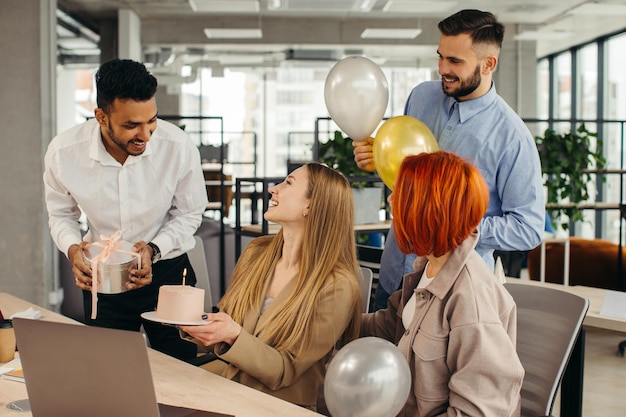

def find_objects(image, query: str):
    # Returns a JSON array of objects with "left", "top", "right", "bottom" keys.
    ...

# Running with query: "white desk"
[{"left": 0, "top": 292, "right": 321, "bottom": 417}]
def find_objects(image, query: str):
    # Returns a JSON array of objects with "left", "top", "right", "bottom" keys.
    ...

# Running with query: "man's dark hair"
[
  {"left": 438, "top": 9, "right": 504, "bottom": 49},
  {"left": 95, "top": 59, "right": 158, "bottom": 113}
]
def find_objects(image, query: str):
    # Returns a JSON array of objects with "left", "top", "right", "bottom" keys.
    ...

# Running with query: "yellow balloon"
[{"left": 373, "top": 115, "right": 438, "bottom": 190}]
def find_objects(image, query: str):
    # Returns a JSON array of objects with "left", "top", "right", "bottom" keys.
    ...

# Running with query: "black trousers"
[
  {"left": 82, "top": 254, "right": 198, "bottom": 361},
  {"left": 493, "top": 250, "right": 528, "bottom": 278},
  {"left": 372, "top": 283, "right": 392, "bottom": 312}
]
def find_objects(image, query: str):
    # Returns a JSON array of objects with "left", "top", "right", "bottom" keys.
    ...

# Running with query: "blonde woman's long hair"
[{"left": 218, "top": 163, "right": 361, "bottom": 355}]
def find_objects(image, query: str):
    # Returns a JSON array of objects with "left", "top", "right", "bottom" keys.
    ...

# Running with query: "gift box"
[
  {"left": 83, "top": 235, "right": 139, "bottom": 294},
  {"left": 82, "top": 232, "right": 142, "bottom": 320}
]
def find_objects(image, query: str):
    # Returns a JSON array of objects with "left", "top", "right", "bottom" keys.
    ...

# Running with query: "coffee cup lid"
[{"left": 0, "top": 319, "right": 13, "bottom": 329}]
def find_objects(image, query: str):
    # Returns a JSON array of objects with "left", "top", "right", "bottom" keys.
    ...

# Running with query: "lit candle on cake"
[{"left": 155, "top": 267, "right": 205, "bottom": 323}]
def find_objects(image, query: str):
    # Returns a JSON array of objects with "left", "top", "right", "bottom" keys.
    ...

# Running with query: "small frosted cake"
[{"left": 156, "top": 285, "right": 205, "bottom": 323}]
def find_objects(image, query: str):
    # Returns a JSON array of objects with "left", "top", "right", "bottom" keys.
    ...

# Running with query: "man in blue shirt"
[{"left": 354, "top": 9, "right": 545, "bottom": 310}]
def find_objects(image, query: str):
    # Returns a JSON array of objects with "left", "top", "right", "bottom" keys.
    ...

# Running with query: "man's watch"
[{"left": 147, "top": 242, "right": 161, "bottom": 263}]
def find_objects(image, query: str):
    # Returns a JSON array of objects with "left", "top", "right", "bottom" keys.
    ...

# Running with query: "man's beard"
[
  {"left": 442, "top": 65, "right": 482, "bottom": 99},
  {"left": 107, "top": 123, "right": 145, "bottom": 157}
]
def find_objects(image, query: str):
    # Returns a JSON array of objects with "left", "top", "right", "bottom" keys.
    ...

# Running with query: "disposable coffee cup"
[{"left": 0, "top": 319, "right": 16, "bottom": 363}]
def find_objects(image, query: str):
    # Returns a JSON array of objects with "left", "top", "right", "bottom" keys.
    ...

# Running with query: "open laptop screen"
[{"left": 12, "top": 318, "right": 230, "bottom": 417}]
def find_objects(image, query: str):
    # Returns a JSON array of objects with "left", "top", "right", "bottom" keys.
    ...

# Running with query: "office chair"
[
  {"left": 356, "top": 244, "right": 384, "bottom": 308},
  {"left": 356, "top": 244, "right": 383, "bottom": 271},
  {"left": 504, "top": 282, "right": 589, "bottom": 417},
  {"left": 315, "top": 266, "right": 375, "bottom": 416},
  {"left": 359, "top": 267, "right": 374, "bottom": 313},
  {"left": 185, "top": 236, "right": 218, "bottom": 366},
  {"left": 188, "top": 235, "right": 214, "bottom": 313}
]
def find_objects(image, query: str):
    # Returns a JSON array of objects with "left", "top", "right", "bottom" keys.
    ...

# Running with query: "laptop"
[{"left": 12, "top": 318, "right": 232, "bottom": 417}]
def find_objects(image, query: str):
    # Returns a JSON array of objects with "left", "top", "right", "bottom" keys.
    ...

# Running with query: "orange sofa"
[{"left": 526, "top": 237, "right": 625, "bottom": 291}]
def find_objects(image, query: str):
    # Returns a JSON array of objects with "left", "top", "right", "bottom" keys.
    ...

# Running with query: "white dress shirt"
[{"left": 44, "top": 118, "right": 208, "bottom": 260}]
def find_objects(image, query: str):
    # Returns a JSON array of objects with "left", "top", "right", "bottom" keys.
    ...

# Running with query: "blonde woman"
[{"left": 180, "top": 162, "right": 362, "bottom": 410}]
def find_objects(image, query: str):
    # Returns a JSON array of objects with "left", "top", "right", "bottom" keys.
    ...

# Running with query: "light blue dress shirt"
[{"left": 378, "top": 81, "right": 545, "bottom": 294}]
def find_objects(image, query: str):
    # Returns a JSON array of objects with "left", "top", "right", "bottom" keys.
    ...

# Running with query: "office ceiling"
[{"left": 56, "top": 0, "right": 626, "bottom": 74}]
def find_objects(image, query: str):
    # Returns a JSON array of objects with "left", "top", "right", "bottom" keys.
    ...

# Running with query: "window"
[
  {"left": 577, "top": 44, "right": 598, "bottom": 120},
  {"left": 554, "top": 52, "right": 572, "bottom": 132},
  {"left": 538, "top": 30, "right": 626, "bottom": 244},
  {"left": 179, "top": 65, "right": 434, "bottom": 177}
]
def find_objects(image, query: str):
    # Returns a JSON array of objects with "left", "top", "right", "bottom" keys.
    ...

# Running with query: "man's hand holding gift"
[
  {"left": 128, "top": 241, "right": 154, "bottom": 290},
  {"left": 68, "top": 241, "right": 93, "bottom": 290}
]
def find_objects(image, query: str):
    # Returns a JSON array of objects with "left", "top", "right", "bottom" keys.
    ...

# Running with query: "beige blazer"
[
  {"left": 362, "top": 231, "right": 524, "bottom": 417},
  {"left": 204, "top": 245, "right": 359, "bottom": 408}
]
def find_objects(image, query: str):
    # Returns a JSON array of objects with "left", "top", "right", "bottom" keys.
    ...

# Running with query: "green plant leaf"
[
  {"left": 319, "top": 130, "right": 374, "bottom": 189},
  {"left": 535, "top": 123, "right": 605, "bottom": 231}
]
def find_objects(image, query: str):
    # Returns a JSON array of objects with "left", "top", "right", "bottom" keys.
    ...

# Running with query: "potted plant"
[
  {"left": 319, "top": 130, "right": 383, "bottom": 225},
  {"left": 535, "top": 124, "right": 606, "bottom": 230}
]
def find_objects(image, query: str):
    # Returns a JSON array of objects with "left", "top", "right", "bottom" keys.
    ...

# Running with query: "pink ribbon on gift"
[{"left": 89, "top": 231, "right": 142, "bottom": 319}]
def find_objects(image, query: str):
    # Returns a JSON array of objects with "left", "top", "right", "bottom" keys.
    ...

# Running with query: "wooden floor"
[{"left": 552, "top": 329, "right": 626, "bottom": 417}]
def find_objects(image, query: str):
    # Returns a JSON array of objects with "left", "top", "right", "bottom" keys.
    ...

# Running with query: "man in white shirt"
[{"left": 44, "top": 59, "right": 208, "bottom": 361}]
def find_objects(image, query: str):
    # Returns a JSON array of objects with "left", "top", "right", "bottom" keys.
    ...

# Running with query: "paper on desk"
[
  {"left": 10, "top": 307, "right": 41, "bottom": 320},
  {"left": 599, "top": 290, "right": 626, "bottom": 320},
  {"left": 0, "top": 358, "right": 21, "bottom": 374},
  {"left": 1, "top": 359, "right": 24, "bottom": 383}
]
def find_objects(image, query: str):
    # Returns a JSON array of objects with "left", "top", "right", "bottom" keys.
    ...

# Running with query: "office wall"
[
  {"left": 496, "top": 30, "right": 538, "bottom": 119},
  {"left": 0, "top": 0, "right": 57, "bottom": 307}
]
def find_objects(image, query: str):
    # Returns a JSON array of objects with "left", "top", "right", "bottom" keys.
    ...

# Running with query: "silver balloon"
[
  {"left": 324, "top": 337, "right": 411, "bottom": 417},
  {"left": 324, "top": 56, "right": 389, "bottom": 141}
]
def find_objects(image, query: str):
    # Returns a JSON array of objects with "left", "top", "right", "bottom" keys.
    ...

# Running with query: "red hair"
[{"left": 392, "top": 151, "right": 489, "bottom": 257}]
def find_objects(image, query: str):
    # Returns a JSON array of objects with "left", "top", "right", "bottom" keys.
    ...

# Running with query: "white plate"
[{"left": 141, "top": 311, "right": 208, "bottom": 326}]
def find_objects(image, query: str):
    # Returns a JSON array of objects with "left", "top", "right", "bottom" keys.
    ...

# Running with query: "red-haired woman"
[{"left": 361, "top": 151, "right": 523, "bottom": 417}]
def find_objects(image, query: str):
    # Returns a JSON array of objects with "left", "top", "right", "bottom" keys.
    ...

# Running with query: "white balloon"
[
  {"left": 324, "top": 56, "right": 389, "bottom": 141},
  {"left": 324, "top": 337, "right": 411, "bottom": 417}
]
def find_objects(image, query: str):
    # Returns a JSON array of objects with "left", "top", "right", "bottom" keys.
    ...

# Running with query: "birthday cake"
[{"left": 156, "top": 285, "right": 205, "bottom": 323}]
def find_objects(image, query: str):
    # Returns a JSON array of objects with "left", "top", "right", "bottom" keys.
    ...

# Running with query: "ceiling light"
[
  {"left": 358, "top": 0, "right": 376, "bottom": 12},
  {"left": 57, "top": 38, "right": 99, "bottom": 51},
  {"left": 204, "top": 28, "right": 263, "bottom": 39},
  {"left": 365, "top": 56, "right": 387, "bottom": 66},
  {"left": 361, "top": 28, "right": 422, "bottom": 39},
  {"left": 189, "top": 0, "right": 259, "bottom": 13},
  {"left": 514, "top": 31, "right": 573, "bottom": 41},
  {"left": 567, "top": 3, "right": 626, "bottom": 16},
  {"left": 267, "top": 0, "right": 282, "bottom": 10},
  {"left": 57, "top": 26, "right": 76, "bottom": 38},
  {"left": 218, "top": 55, "right": 265, "bottom": 65},
  {"left": 273, "top": 0, "right": 367, "bottom": 12},
  {"left": 382, "top": 0, "right": 457, "bottom": 13}
]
